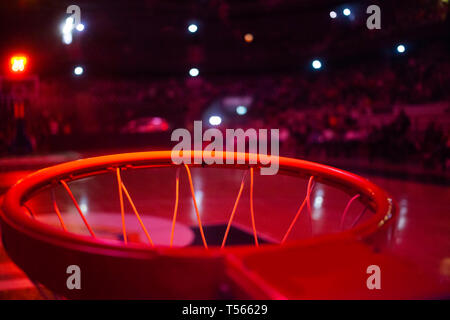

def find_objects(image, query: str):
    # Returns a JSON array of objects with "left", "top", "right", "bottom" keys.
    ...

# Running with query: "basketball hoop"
[{"left": 0, "top": 151, "right": 396, "bottom": 299}]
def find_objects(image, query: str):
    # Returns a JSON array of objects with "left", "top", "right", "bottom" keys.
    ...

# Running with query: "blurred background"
[{"left": 0, "top": 0, "right": 448, "bottom": 175}]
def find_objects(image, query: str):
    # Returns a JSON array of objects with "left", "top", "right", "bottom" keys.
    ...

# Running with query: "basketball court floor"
[{"left": 0, "top": 156, "right": 449, "bottom": 299}]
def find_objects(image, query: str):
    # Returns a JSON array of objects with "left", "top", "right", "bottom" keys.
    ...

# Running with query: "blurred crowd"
[
  {"left": 273, "top": 109, "right": 448, "bottom": 172},
  {"left": 1, "top": 43, "right": 449, "bottom": 171}
]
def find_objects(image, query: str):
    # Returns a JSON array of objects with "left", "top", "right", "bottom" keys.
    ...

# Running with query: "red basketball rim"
[{"left": 0, "top": 150, "right": 395, "bottom": 257}]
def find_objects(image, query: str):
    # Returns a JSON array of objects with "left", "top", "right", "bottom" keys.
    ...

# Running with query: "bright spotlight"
[
  {"left": 61, "top": 17, "right": 75, "bottom": 44},
  {"left": 76, "top": 23, "right": 85, "bottom": 31},
  {"left": 188, "top": 24, "right": 198, "bottom": 33},
  {"left": 62, "top": 17, "right": 74, "bottom": 33},
  {"left": 396, "top": 44, "right": 406, "bottom": 53},
  {"left": 189, "top": 67, "right": 199, "bottom": 77},
  {"left": 209, "top": 116, "right": 222, "bottom": 126},
  {"left": 329, "top": 11, "right": 337, "bottom": 19},
  {"left": 63, "top": 33, "right": 73, "bottom": 45},
  {"left": 65, "top": 17, "right": 74, "bottom": 25},
  {"left": 62, "top": 24, "right": 72, "bottom": 34},
  {"left": 74, "top": 66, "right": 84, "bottom": 76},
  {"left": 343, "top": 8, "right": 351, "bottom": 16},
  {"left": 236, "top": 105, "right": 247, "bottom": 115},
  {"left": 312, "top": 59, "right": 322, "bottom": 70}
]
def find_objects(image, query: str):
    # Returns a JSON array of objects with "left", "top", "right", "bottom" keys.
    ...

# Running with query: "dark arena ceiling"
[{"left": 0, "top": 0, "right": 448, "bottom": 77}]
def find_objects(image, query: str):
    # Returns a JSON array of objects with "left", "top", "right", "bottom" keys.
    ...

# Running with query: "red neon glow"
[{"left": 10, "top": 55, "right": 28, "bottom": 72}]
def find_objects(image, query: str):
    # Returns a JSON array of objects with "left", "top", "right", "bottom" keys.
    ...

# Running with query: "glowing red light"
[{"left": 10, "top": 56, "right": 27, "bottom": 73}]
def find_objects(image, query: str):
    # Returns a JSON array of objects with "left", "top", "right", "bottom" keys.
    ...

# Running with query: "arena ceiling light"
[
  {"left": 329, "top": 11, "right": 337, "bottom": 19},
  {"left": 74, "top": 66, "right": 84, "bottom": 76},
  {"left": 208, "top": 116, "right": 222, "bottom": 126},
  {"left": 189, "top": 67, "right": 199, "bottom": 77},
  {"left": 61, "top": 16, "right": 84, "bottom": 44},
  {"left": 62, "top": 17, "right": 74, "bottom": 33},
  {"left": 61, "top": 17, "right": 74, "bottom": 44},
  {"left": 62, "top": 33, "right": 73, "bottom": 45},
  {"left": 188, "top": 24, "right": 198, "bottom": 33},
  {"left": 76, "top": 23, "right": 85, "bottom": 31},
  {"left": 236, "top": 106, "right": 247, "bottom": 115},
  {"left": 244, "top": 33, "right": 254, "bottom": 43},
  {"left": 312, "top": 59, "right": 322, "bottom": 70},
  {"left": 396, "top": 44, "right": 406, "bottom": 53},
  {"left": 343, "top": 8, "right": 351, "bottom": 16}
]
